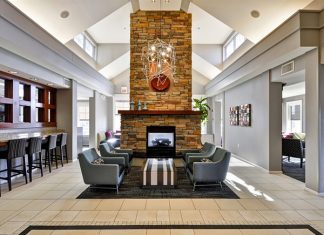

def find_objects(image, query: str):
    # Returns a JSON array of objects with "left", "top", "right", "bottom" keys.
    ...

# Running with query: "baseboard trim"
[{"left": 305, "top": 187, "right": 324, "bottom": 196}]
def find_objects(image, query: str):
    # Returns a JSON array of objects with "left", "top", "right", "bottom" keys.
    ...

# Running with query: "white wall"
[
  {"left": 111, "top": 69, "right": 130, "bottom": 94},
  {"left": 224, "top": 72, "right": 270, "bottom": 169},
  {"left": 56, "top": 80, "right": 78, "bottom": 160},
  {"left": 223, "top": 72, "right": 282, "bottom": 171},
  {"left": 192, "top": 44, "right": 223, "bottom": 68},
  {"left": 192, "top": 69, "right": 210, "bottom": 95},
  {"left": 89, "top": 91, "right": 114, "bottom": 148}
]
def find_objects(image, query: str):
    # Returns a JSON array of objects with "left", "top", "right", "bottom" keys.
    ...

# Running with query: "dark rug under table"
[
  {"left": 282, "top": 159, "right": 305, "bottom": 183},
  {"left": 77, "top": 166, "right": 239, "bottom": 199}
]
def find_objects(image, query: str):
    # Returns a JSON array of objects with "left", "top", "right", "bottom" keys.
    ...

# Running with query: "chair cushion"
[
  {"left": 293, "top": 132, "right": 306, "bottom": 141},
  {"left": 105, "top": 130, "right": 114, "bottom": 139},
  {"left": 211, "top": 148, "right": 227, "bottom": 162},
  {"left": 92, "top": 158, "right": 104, "bottom": 165},
  {"left": 201, "top": 158, "right": 212, "bottom": 163}
]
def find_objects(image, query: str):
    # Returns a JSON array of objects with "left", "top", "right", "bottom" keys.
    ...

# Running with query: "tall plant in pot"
[{"left": 193, "top": 97, "right": 210, "bottom": 123}]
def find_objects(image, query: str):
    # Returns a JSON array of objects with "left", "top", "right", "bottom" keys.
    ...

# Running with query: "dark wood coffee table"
[{"left": 142, "top": 158, "right": 176, "bottom": 187}]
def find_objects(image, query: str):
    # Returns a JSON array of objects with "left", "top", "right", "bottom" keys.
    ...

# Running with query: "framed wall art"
[
  {"left": 229, "top": 106, "right": 239, "bottom": 126},
  {"left": 239, "top": 104, "right": 251, "bottom": 126}
]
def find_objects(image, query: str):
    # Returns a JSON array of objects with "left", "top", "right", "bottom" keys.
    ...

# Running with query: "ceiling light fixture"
[
  {"left": 60, "top": 10, "right": 70, "bottom": 19},
  {"left": 8, "top": 70, "right": 18, "bottom": 74},
  {"left": 141, "top": 0, "right": 176, "bottom": 91},
  {"left": 47, "top": 83, "right": 53, "bottom": 86},
  {"left": 250, "top": 10, "right": 260, "bottom": 18}
]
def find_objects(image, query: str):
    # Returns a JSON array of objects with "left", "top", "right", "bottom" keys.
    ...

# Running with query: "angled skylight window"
[
  {"left": 223, "top": 32, "right": 246, "bottom": 61},
  {"left": 74, "top": 32, "right": 97, "bottom": 59}
]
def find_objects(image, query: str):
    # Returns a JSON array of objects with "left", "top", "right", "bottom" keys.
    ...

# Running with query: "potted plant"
[{"left": 193, "top": 97, "right": 211, "bottom": 123}]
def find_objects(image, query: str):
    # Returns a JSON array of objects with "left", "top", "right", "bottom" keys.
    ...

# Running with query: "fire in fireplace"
[{"left": 146, "top": 126, "right": 176, "bottom": 157}]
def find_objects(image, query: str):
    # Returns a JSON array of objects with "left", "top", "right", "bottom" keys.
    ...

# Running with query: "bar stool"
[
  {"left": 56, "top": 133, "right": 68, "bottom": 165},
  {"left": 27, "top": 137, "right": 43, "bottom": 182},
  {"left": 0, "top": 138, "right": 28, "bottom": 191},
  {"left": 42, "top": 135, "right": 57, "bottom": 173}
]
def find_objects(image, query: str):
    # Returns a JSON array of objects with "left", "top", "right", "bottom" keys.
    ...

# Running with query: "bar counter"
[{"left": 0, "top": 129, "right": 65, "bottom": 147}]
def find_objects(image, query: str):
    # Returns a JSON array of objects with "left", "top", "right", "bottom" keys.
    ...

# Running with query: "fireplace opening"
[{"left": 146, "top": 126, "right": 176, "bottom": 157}]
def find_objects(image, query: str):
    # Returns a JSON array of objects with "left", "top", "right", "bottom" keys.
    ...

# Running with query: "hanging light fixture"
[{"left": 141, "top": 0, "right": 176, "bottom": 91}]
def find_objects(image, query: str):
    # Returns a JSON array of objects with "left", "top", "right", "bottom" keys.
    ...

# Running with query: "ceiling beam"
[
  {"left": 180, "top": 0, "right": 191, "bottom": 12},
  {"left": 131, "top": 0, "right": 140, "bottom": 12}
]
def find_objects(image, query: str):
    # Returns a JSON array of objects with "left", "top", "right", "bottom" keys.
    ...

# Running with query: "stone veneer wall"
[
  {"left": 121, "top": 10, "right": 201, "bottom": 154},
  {"left": 121, "top": 114, "right": 201, "bottom": 154},
  {"left": 130, "top": 10, "right": 192, "bottom": 110}
]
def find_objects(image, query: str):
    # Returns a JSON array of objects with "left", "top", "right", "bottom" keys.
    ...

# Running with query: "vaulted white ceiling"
[
  {"left": 8, "top": 0, "right": 314, "bottom": 89},
  {"left": 87, "top": 2, "right": 132, "bottom": 43},
  {"left": 191, "top": 0, "right": 313, "bottom": 43},
  {"left": 8, "top": 0, "right": 129, "bottom": 43}
]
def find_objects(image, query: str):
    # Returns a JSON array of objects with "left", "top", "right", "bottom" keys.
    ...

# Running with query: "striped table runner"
[{"left": 143, "top": 158, "right": 176, "bottom": 186}]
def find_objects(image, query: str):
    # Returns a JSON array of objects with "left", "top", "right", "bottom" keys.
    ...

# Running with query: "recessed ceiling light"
[
  {"left": 47, "top": 83, "right": 53, "bottom": 86},
  {"left": 60, "top": 10, "right": 70, "bottom": 19},
  {"left": 197, "top": 27, "right": 201, "bottom": 30},
  {"left": 33, "top": 78, "right": 38, "bottom": 81},
  {"left": 152, "top": 0, "right": 156, "bottom": 2},
  {"left": 251, "top": 10, "right": 260, "bottom": 18},
  {"left": 123, "top": 27, "right": 127, "bottom": 30},
  {"left": 8, "top": 70, "right": 18, "bottom": 74}
]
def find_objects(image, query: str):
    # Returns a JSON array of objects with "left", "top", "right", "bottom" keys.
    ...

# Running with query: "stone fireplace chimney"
[
  {"left": 130, "top": 10, "right": 192, "bottom": 110},
  {"left": 120, "top": 10, "right": 201, "bottom": 156}
]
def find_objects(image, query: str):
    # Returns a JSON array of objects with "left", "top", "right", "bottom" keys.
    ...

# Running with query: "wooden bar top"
[{"left": 118, "top": 110, "right": 202, "bottom": 115}]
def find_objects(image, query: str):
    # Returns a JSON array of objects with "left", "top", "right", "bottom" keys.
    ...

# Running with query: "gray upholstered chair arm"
[
  {"left": 83, "top": 164, "right": 120, "bottom": 185},
  {"left": 110, "top": 153, "right": 129, "bottom": 167},
  {"left": 193, "top": 162, "right": 225, "bottom": 182},
  {"left": 115, "top": 149, "right": 133, "bottom": 155},
  {"left": 185, "top": 152, "right": 206, "bottom": 163},
  {"left": 193, "top": 161, "right": 228, "bottom": 183},
  {"left": 188, "top": 156, "right": 208, "bottom": 164},
  {"left": 102, "top": 157, "right": 125, "bottom": 166},
  {"left": 182, "top": 149, "right": 201, "bottom": 155}
]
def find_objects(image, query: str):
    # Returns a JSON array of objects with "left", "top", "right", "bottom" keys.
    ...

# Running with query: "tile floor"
[{"left": 0, "top": 157, "right": 323, "bottom": 234}]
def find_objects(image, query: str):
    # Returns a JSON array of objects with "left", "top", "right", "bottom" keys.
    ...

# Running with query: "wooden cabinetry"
[{"left": 0, "top": 71, "right": 57, "bottom": 128}]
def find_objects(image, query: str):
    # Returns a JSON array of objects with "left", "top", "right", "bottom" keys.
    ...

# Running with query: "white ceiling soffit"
[
  {"left": 192, "top": 52, "right": 221, "bottom": 80},
  {"left": 191, "top": 0, "right": 313, "bottom": 43},
  {"left": 139, "top": 0, "right": 182, "bottom": 11},
  {"left": 8, "top": 0, "right": 129, "bottom": 43},
  {"left": 282, "top": 81, "right": 305, "bottom": 98},
  {"left": 99, "top": 51, "right": 130, "bottom": 80},
  {"left": 77, "top": 83, "right": 94, "bottom": 99},
  {"left": 188, "top": 3, "right": 233, "bottom": 44},
  {"left": 87, "top": 2, "right": 132, "bottom": 43}
]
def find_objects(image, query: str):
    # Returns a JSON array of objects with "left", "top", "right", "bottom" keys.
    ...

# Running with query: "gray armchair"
[
  {"left": 107, "top": 142, "right": 133, "bottom": 161},
  {"left": 78, "top": 148, "right": 125, "bottom": 193},
  {"left": 99, "top": 142, "right": 131, "bottom": 171},
  {"left": 181, "top": 142, "right": 209, "bottom": 160},
  {"left": 187, "top": 147, "right": 231, "bottom": 191},
  {"left": 183, "top": 142, "right": 217, "bottom": 168}
]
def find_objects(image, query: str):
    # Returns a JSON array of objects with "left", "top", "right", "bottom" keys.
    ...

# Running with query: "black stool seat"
[
  {"left": 42, "top": 135, "right": 57, "bottom": 173},
  {"left": 56, "top": 133, "right": 68, "bottom": 166},
  {"left": 0, "top": 138, "right": 28, "bottom": 191},
  {"left": 27, "top": 137, "right": 43, "bottom": 182}
]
